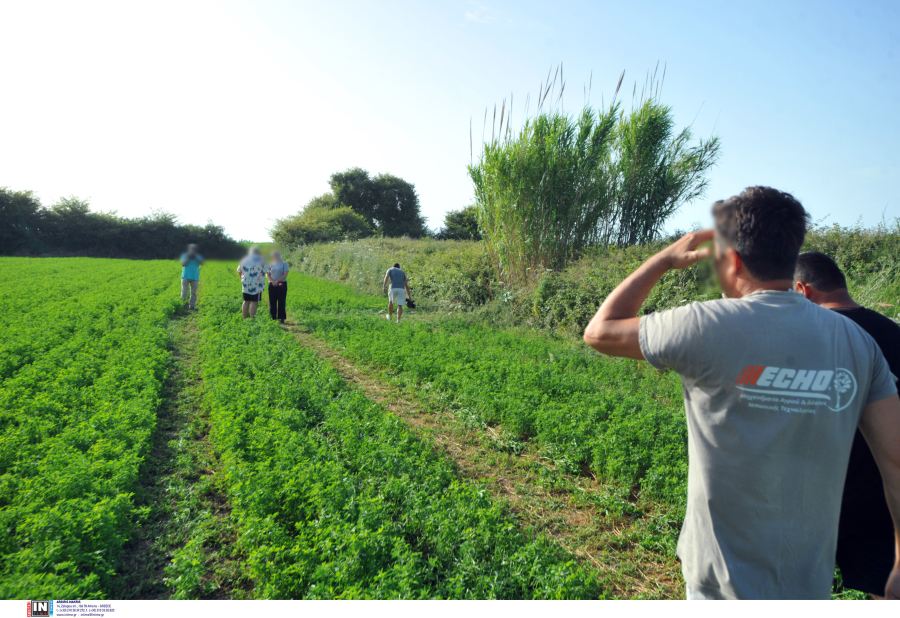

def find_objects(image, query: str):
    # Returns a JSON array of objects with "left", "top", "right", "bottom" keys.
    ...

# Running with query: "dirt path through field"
[
  {"left": 117, "top": 311, "right": 248, "bottom": 599},
  {"left": 284, "top": 321, "right": 685, "bottom": 599}
]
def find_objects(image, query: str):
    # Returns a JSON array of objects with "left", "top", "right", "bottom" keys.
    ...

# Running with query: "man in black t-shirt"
[{"left": 795, "top": 251, "right": 900, "bottom": 598}]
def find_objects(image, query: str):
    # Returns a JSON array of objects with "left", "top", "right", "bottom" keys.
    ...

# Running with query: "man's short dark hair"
[
  {"left": 713, "top": 186, "right": 810, "bottom": 281},
  {"left": 393, "top": 263, "right": 400, "bottom": 268},
  {"left": 794, "top": 251, "right": 848, "bottom": 292}
]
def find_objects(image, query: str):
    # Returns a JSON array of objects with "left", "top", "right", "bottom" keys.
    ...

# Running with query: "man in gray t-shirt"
[
  {"left": 584, "top": 187, "right": 900, "bottom": 600},
  {"left": 382, "top": 263, "right": 411, "bottom": 323}
]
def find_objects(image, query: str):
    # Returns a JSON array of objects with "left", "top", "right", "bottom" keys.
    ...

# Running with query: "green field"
[
  {"left": 0, "top": 258, "right": 609, "bottom": 599},
  {"left": 0, "top": 258, "right": 180, "bottom": 598},
  {"left": 2, "top": 252, "right": 888, "bottom": 599}
]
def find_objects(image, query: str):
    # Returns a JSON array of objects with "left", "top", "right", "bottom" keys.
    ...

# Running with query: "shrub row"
[
  {"left": 285, "top": 221, "right": 900, "bottom": 331},
  {"left": 1, "top": 188, "right": 245, "bottom": 259}
]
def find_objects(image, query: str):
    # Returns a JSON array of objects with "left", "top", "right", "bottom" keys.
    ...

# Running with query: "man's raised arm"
[
  {"left": 583, "top": 230, "right": 713, "bottom": 360},
  {"left": 859, "top": 393, "right": 900, "bottom": 599}
]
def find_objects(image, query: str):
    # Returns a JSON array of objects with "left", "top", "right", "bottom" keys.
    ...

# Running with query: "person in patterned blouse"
[{"left": 237, "top": 246, "right": 270, "bottom": 319}]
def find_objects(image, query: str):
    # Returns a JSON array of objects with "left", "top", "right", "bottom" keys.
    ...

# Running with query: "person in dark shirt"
[{"left": 795, "top": 250, "right": 900, "bottom": 598}]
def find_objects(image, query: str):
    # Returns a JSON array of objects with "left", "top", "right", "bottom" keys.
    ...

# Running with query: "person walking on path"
[
  {"left": 237, "top": 246, "right": 269, "bottom": 319},
  {"left": 382, "top": 263, "right": 411, "bottom": 323},
  {"left": 583, "top": 186, "right": 900, "bottom": 600},
  {"left": 267, "top": 251, "right": 289, "bottom": 324},
  {"left": 179, "top": 243, "right": 203, "bottom": 310},
  {"left": 794, "top": 251, "right": 900, "bottom": 599}
]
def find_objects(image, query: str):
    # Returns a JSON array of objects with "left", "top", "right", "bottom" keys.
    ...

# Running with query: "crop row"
[
  {"left": 190, "top": 262, "right": 601, "bottom": 598},
  {"left": 0, "top": 259, "right": 163, "bottom": 381},
  {"left": 285, "top": 273, "right": 690, "bottom": 508},
  {"left": 0, "top": 258, "right": 182, "bottom": 598}
]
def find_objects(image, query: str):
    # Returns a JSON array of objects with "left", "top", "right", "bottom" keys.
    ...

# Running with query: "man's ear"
[
  {"left": 795, "top": 281, "right": 813, "bottom": 299},
  {"left": 728, "top": 247, "right": 743, "bottom": 279}
]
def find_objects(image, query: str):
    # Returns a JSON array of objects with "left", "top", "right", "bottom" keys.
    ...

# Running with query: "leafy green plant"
[
  {"left": 609, "top": 96, "right": 720, "bottom": 247},
  {"left": 469, "top": 100, "right": 619, "bottom": 283},
  {"left": 0, "top": 257, "right": 182, "bottom": 598}
]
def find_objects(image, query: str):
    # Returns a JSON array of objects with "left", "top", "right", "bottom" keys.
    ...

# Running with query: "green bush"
[
  {"left": 468, "top": 71, "right": 720, "bottom": 283},
  {"left": 470, "top": 104, "right": 619, "bottom": 282},
  {"left": 437, "top": 205, "right": 481, "bottom": 241},
  {"left": 530, "top": 243, "right": 720, "bottom": 332},
  {"left": 271, "top": 206, "right": 373, "bottom": 247},
  {"left": 303, "top": 192, "right": 341, "bottom": 211}
]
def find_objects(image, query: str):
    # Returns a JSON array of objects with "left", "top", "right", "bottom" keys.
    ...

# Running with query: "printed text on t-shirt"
[{"left": 735, "top": 365, "right": 858, "bottom": 412}]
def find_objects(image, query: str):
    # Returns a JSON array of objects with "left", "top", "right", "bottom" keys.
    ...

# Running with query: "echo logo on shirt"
[{"left": 735, "top": 365, "right": 858, "bottom": 412}]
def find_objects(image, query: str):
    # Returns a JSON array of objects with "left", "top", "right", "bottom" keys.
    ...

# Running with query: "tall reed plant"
[
  {"left": 470, "top": 103, "right": 619, "bottom": 284},
  {"left": 610, "top": 99, "right": 721, "bottom": 246},
  {"left": 469, "top": 68, "right": 721, "bottom": 284}
]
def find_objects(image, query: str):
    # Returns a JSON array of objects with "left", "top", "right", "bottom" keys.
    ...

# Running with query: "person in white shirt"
[{"left": 236, "top": 246, "right": 269, "bottom": 319}]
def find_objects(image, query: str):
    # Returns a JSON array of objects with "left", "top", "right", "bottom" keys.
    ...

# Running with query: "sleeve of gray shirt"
[{"left": 639, "top": 303, "right": 706, "bottom": 375}]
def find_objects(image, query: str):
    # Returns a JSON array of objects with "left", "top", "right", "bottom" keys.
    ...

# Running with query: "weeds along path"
[
  {"left": 284, "top": 323, "right": 683, "bottom": 599},
  {"left": 118, "top": 311, "right": 249, "bottom": 599}
]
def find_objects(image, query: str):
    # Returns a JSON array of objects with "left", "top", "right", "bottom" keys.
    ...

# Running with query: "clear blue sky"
[{"left": 2, "top": 0, "right": 898, "bottom": 241}]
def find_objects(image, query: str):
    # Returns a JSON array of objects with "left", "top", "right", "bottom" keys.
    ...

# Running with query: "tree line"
[{"left": 0, "top": 187, "right": 245, "bottom": 259}]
